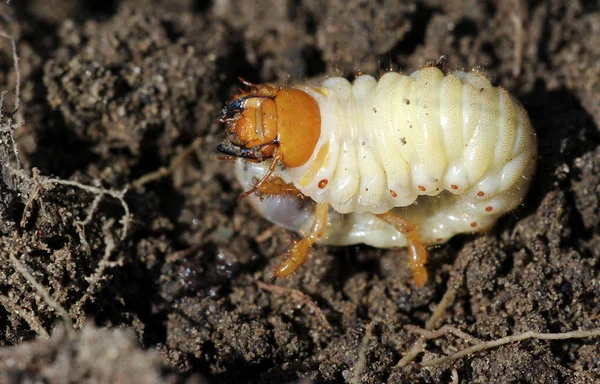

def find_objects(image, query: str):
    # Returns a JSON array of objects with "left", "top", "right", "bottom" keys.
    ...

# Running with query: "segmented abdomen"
[{"left": 286, "top": 67, "right": 537, "bottom": 217}]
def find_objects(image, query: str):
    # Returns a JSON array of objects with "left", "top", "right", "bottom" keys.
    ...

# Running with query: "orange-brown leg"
[
  {"left": 275, "top": 203, "right": 329, "bottom": 278},
  {"left": 376, "top": 212, "right": 428, "bottom": 287},
  {"left": 256, "top": 176, "right": 303, "bottom": 198},
  {"left": 238, "top": 153, "right": 283, "bottom": 201}
]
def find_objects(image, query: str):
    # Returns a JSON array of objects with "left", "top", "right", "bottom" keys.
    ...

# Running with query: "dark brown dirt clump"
[{"left": 0, "top": 0, "right": 598, "bottom": 383}]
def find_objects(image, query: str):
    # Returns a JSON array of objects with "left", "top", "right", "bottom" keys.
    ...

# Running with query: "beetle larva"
[{"left": 217, "top": 66, "right": 537, "bottom": 286}]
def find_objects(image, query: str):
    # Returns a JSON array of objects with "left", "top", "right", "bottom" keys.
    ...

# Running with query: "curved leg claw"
[
  {"left": 376, "top": 212, "right": 429, "bottom": 287},
  {"left": 275, "top": 203, "right": 329, "bottom": 278}
]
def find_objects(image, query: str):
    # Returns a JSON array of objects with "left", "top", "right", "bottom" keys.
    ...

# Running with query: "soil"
[{"left": 0, "top": 0, "right": 598, "bottom": 383}]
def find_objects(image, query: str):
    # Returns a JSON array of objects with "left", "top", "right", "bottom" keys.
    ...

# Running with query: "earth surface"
[{"left": 0, "top": 0, "right": 599, "bottom": 383}]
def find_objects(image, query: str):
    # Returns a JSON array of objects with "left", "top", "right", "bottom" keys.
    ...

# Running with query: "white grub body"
[{"left": 236, "top": 67, "right": 537, "bottom": 248}]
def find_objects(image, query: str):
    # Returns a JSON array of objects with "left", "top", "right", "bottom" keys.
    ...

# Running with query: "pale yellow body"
[{"left": 236, "top": 67, "right": 537, "bottom": 248}]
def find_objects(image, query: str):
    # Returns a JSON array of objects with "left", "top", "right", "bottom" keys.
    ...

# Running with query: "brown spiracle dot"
[
  {"left": 318, "top": 179, "right": 328, "bottom": 189},
  {"left": 389, "top": 189, "right": 398, "bottom": 198}
]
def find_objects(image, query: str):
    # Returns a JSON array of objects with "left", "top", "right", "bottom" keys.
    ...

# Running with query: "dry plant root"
[
  {"left": 275, "top": 202, "right": 328, "bottom": 278},
  {"left": 396, "top": 248, "right": 467, "bottom": 368},
  {"left": 405, "top": 324, "right": 600, "bottom": 368},
  {"left": 376, "top": 211, "right": 428, "bottom": 287},
  {"left": 394, "top": 248, "right": 600, "bottom": 371},
  {"left": 396, "top": 285, "right": 457, "bottom": 368},
  {"left": 132, "top": 137, "right": 203, "bottom": 189},
  {"left": 9, "top": 251, "right": 74, "bottom": 337},
  {"left": 349, "top": 323, "right": 373, "bottom": 384},
  {"left": 509, "top": 0, "right": 528, "bottom": 78},
  {"left": 0, "top": 27, "right": 130, "bottom": 334}
]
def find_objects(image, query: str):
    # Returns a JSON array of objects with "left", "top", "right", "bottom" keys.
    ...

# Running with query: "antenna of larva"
[{"left": 217, "top": 67, "right": 537, "bottom": 287}]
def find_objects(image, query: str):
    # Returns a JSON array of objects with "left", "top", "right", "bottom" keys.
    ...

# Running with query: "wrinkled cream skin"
[{"left": 236, "top": 67, "right": 537, "bottom": 248}]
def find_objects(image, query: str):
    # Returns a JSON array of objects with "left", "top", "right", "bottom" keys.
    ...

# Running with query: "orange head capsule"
[{"left": 216, "top": 84, "right": 321, "bottom": 168}]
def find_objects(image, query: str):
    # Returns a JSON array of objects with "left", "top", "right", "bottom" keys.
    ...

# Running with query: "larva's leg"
[
  {"left": 238, "top": 153, "right": 283, "bottom": 201},
  {"left": 375, "top": 212, "right": 428, "bottom": 287},
  {"left": 275, "top": 203, "right": 329, "bottom": 278},
  {"left": 256, "top": 176, "right": 303, "bottom": 197}
]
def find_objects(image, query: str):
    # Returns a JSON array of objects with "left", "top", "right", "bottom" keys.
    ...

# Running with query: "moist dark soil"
[{"left": 0, "top": 1, "right": 599, "bottom": 383}]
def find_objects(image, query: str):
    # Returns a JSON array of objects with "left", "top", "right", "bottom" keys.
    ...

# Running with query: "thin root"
[
  {"left": 0, "top": 23, "right": 128, "bottom": 335},
  {"left": 509, "top": 0, "right": 528, "bottom": 78},
  {"left": 132, "top": 137, "right": 203, "bottom": 189},
  {"left": 395, "top": 246, "right": 600, "bottom": 370},
  {"left": 69, "top": 219, "right": 120, "bottom": 328},
  {"left": 349, "top": 323, "right": 373, "bottom": 384},
  {"left": 405, "top": 324, "right": 483, "bottom": 345},
  {"left": 420, "top": 327, "right": 600, "bottom": 368},
  {"left": 396, "top": 248, "right": 467, "bottom": 368},
  {"left": 165, "top": 242, "right": 204, "bottom": 264},
  {"left": 9, "top": 251, "right": 74, "bottom": 337},
  {"left": 0, "top": 29, "right": 20, "bottom": 113},
  {"left": 395, "top": 285, "right": 457, "bottom": 368},
  {"left": 0, "top": 294, "right": 50, "bottom": 338},
  {"left": 255, "top": 227, "right": 276, "bottom": 243},
  {"left": 19, "top": 167, "right": 41, "bottom": 228},
  {"left": 11, "top": 168, "right": 133, "bottom": 241},
  {"left": 451, "top": 369, "right": 459, "bottom": 384}
]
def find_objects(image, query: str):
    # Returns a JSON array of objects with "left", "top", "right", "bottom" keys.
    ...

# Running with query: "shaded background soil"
[{"left": 0, "top": 0, "right": 598, "bottom": 383}]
